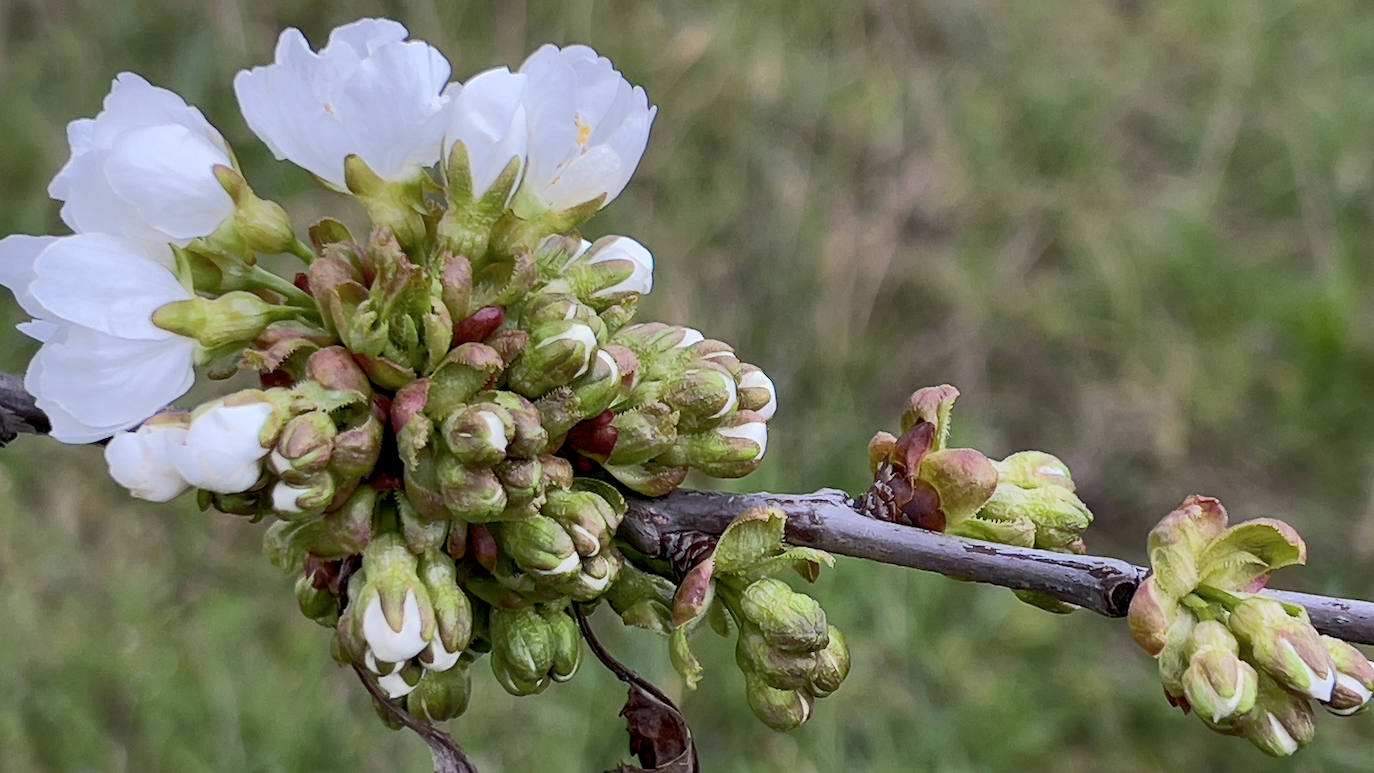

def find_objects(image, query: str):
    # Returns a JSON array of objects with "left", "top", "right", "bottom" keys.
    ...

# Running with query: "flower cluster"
[
  {"left": 1128, "top": 496, "right": 1374, "bottom": 755},
  {"left": 0, "top": 18, "right": 790, "bottom": 729},
  {"left": 859, "top": 384, "right": 1093, "bottom": 611}
]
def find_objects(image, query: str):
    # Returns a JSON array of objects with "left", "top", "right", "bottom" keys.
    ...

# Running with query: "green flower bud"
[
  {"left": 1237, "top": 674, "right": 1317, "bottom": 757},
  {"left": 657, "top": 410, "right": 768, "bottom": 477},
  {"left": 490, "top": 652, "right": 551, "bottom": 696},
  {"left": 269, "top": 411, "right": 337, "bottom": 482},
  {"left": 402, "top": 446, "right": 453, "bottom": 521},
  {"left": 1156, "top": 611, "right": 1197, "bottom": 706},
  {"left": 407, "top": 662, "right": 472, "bottom": 722},
  {"left": 1146, "top": 495, "right": 1229, "bottom": 600},
  {"left": 1320, "top": 635, "right": 1374, "bottom": 715},
  {"left": 496, "top": 458, "right": 545, "bottom": 508},
  {"left": 1127, "top": 576, "right": 1180, "bottom": 657},
  {"left": 543, "top": 489, "right": 618, "bottom": 557},
  {"left": 428, "top": 343, "right": 506, "bottom": 417},
  {"left": 343, "top": 156, "right": 428, "bottom": 249},
  {"left": 1229, "top": 597, "right": 1336, "bottom": 701},
  {"left": 744, "top": 673, "right": 813, "bottom": 732},
  {"left": 435, "top": 252, "right": 474, "bottom": 328},
  {"left": 739, "top": 578, "right": 828, "bottom": 653},
  {"left": 212, "top": 164, "right": 298, "bottom": 256},
  {"left": 323, "top": 486, "right": 376, "bottom": 555},
  {"left": 664, "top": 362, "right": 738, "bottom": 426},
  {"left": 153, "top": 291, "right": 297, "bottom": 349},
  {"left": 603, "top": 461, "right": 688, "bottom": 497},
  {"left": 570, "top": 347, "right": 633, "bottom": 420},
  {"left": 494, "top": 516, "right": 580, "bottom": 578},
  {"left": 809, "top": 626, "right": 850, "bottom": 697},
  {"left": 270, "top": 471, "right": 336, "bottom": 518},
  {"left": 352, "top": 534, "right": 436, "bottom": 664},
  {"left": 602, "top": 403, "right": 679, "bottom": 465},
  {"left": 534, "top": 387, "right": 585, "bottom": 440},
  {"left": 508, "top": 320, "right": 599, "bottom": 397},
  {"left": 978, "top": 483, "right": 1092, "bottom": 551},
  {"left": 330, "top": 414, "right": 384, "bottom": 482},
  {"left": 295, "top": 571, "right": 338, "bottom": 627},
  {"left": 305, "top": 346, "right": 372, "bottom": 397},
  {"left": 547, "top": 608, "right": 583, "bottom": 682},
  {"left": 399, "top": 495, "right": 449, "bottom": 554},
  {"left": 480, "top": 390, "right": 549, "bottom": 458},
  {"left": 562, "top": 553, "right": 621, "bottom": 601},
  {"left": 1182, "top": 621, "right": 1256, "bottom": 724},
  {"left": 736, "top": 625, "right": 816, "bottom": 690},
  {"left": 442, "top": 403, "right": 515, "bottom": 467},
  {"left": 605, "top": 563, "right": 677, "bottom": 635},
  {"left": 489, "top": 606, "right": 555, "bottom": 683},
  {"left": 436, "top": 454, "right": 508, "bottom": 522},
  {"left": 417, "top": 552, "right": 473, "bottom": 671},
  {"left": 993, "top": 450, "right": 1075, "bottom": 491}
]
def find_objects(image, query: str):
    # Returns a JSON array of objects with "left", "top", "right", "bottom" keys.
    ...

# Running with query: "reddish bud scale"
[
  {"left": 454, "top": 305, "right": 506, "bottom": 344},
  {"left": 567, "top": 411, "right": 619, "bottom": 459},
  {"left": 260, "top": 370, "right": 295, "bottom": 388},
  {"left": 293, "top": 272, "right": 311, "bottom": 294},
  {"left": 470, "top": 525, "right": 499, "bottom": 573}
]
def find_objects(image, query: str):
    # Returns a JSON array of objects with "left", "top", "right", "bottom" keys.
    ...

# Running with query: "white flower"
[
  {"left": 517, "top": 44, "right": 657, "bottom": 212},
  {"left": 169, "top": 399, "right": 274, "bottom": 493},
  {"left": 234, "top": 18, "right": 452, "bottom": 190},
  {"left": 444, "top": 67, "right": 528, "bottom": 200},
  {"left": 49, "top": 74, "right": 236, "bottom": 246},
  {"left": 0, "top": 233, "right": 196, "bottom": 443},
  {"left": 104, "top": 418, "right": 191, "bottom": 502},
  {"left": 579, "top": 235, "right": 653, "bottom": 298},
  {"left": 362, "top": 589, "right": 428, "bottom": 663}
]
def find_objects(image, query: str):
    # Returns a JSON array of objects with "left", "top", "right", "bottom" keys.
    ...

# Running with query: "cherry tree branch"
[
  {"left": 618, "top": 489, "right": 1374, "bottom": 645},
  {"left": 0, "top": 372, "right": 48, "bottom": 445}
]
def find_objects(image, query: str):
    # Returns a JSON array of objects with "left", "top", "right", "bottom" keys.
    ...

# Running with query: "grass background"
[{"left": 3, "top": 0, "right": 1374, "bottom": 770}]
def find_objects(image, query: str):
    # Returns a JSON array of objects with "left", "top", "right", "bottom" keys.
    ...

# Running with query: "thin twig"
[
  {"left": 0, "top": 371, "right": 48, "bottom": 445},
  {"left": 350, "top": 665, "right": 479, "bottom": 773},
  {"left": 618, "top": 488, "right": 1374, "bottom": 646}
]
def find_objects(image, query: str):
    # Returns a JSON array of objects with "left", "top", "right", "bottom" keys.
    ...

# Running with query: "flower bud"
[
  {"left": 664, "top": 363, "right": 738, "bottom": 425},
  {"left": 507, "top": 320, "right": 599, "bottom": 397},
  {"left": 563, "top": 553, "right": 621, "bottom": 600},
  {"left": 599, "top": 403, "right": 678, "bottom": 465},
  {"left": 356, "top": 534, "right": 435, "bottom": 663},
  {"left": 1156, "top": 611, "right": 1197, "bottom": 707},
  {"left": 377, "top": 662, "right": 424, "bottom": 700},
  {"left": 1182, "top": 621, "right": 1257, "bottom": 724},
  {"left": 899, "top": 384, "right": 959, "bottom": 447},
  {"left": 295, "top": 570, "right": 338, "bottom": 627},
  {"left": 542, "top": 489, "right": 617, "bottom": 557},
  {"left": 270, "top": 472, "right": 336, "bottom": 518},
  {"left": 436, "top": 454, "right": 508, "bottom": 522},
  {"left": 489, "top": 606, "right": 555, "bottom": 683},
  {"left": 1127, "top": 576, "right": 1180, "bottom": 657},
  {"left": 977, "top": 482, "right": 1092, "bottom": 551},
  {"left": 1229, "top": 597, "right": 1336, "bottom": 701},
  {"left": 153, "top": 291, "right": 295, "bottom": 349},
  {"left": 993, "top": 450, "right": 1074, "bottom": 490},
  {"left": 399, "top": 495, "right": 449, "bottom": 554},
  {"left": 496, "top": 458, "right": 544, "bottom": 508},
  {"left": 744, "top": 673, "right": 812, "bottom": 732},
  {"left": 547, "top": 608, "right": 583, "bottom": 682},
  {"left": 442, "top": 403, "right": 514, "bottom": 467},
  {"left": 809, "top": 626, "right": 850, "bottom": 697},
  {"left": 269, "top": 411, "right": 337, "bottom": 482},
  {"left": 490, "top": 652, "right": 551, "bottom": 696},
  {"left": 736, "top": 365, "right": 777, "bottom": 421},
  {"left": 480, "top": 390, "right": 549, "bottom": 458},
  {"left": 1146, "top": 495, "right": 1229, "bottom": 600},
  {"left": 428, "top": 343, "right": 506, "bottom": 417},
  {"left": 566, "top": 235, "right": 653, "bottom": 306},
  {"left": 170, "top": 393, "right": 280, "bottom": 494},
  {"left": 417, "top": 552, "right": 473, "bottom": 672},
  {"left": 105, "top": 414, "right": 191, "bottom": 502},
  {"left": 493, "top": 516, "right": 579, "bottom": 578},
  {"left": 736, "top": 625, "right": 816, "bottom": 690},
  {"left": 1237, "top": 674, "right": 1317, "bottom": 756},
  {"left": 739, "top": 578, "right": 828, "bottom": 653},
  {"left": 436, "top": 253, "right": 474, "bottom": 325},
  {"left": 330, "top": 413, "right": 384, "bottom": 481},
  {"left": 912, "top": 448, "right": 998, "bottom": 530},
  {"left": 603, "top": 461, "right": 688, "bottom": 497},
  {"left": 342, "top": 155, "right": 428, "bottom": 249},
  {"left": 570, "top": 348, "right": 631, "bottom": 420},
  {"left": 605, "top": 563, "right": 676, "bottom": 635},
  {"left": 1320, "top": 635, "right": 1374, "bottom": 715},
  {"left": 657, "top": 410, "right": 768, "bottom": 477},
  {"left": 212, "top": 165, "right": 298, "bottom": 256},
  {"left": 407, "top": 663, "right": 472, "bottom": 722}
]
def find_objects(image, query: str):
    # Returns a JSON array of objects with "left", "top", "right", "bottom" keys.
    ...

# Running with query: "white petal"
[
  {"left": 172, "top": 401, "right": 274, "bottom": 493},
  {"left": 1266, "top": 713, "right": 1299, "bottom": 756},
  {"left": 446, "top": 67, "right": 529, "bottom": 198},
  {"left": 271, "top": 480, "right": 306, "bottom": 514},
  {"left": 719, "top": 420, "right": 768, "bottom": 461},
  {"left": 377, "top": 669, "right": 418, "bottom": 699},
  {"left": 105, "top": 424, "right": 190, "bottom": 502},
  {"left": 362, "top": 591, "right": 428, "bottom": 663},
  {"left": 738, "top": 370, "right": 778, "bottom": 420},
  {"left": 0, "top": 234, "right": 59, "bottom": 319},
  {"left": 421, "top": 638, "right": 461, "bottom": 672},
  {"left": 30, "top": 234, "right": 185, "bottom": 338},
  {"left": 104, "top": 124, "right": 234, "bottom": 241}
]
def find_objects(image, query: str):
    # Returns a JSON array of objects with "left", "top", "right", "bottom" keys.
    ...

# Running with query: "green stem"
[
  {"left": 245, "top": 265, "right": 317, "bottom": 312},
  {"left": 1192, "top": 584, "right": 1248, "bottom": 611},
  {"left": 288, "top": 238, "right": 318, "bottom": 265}
]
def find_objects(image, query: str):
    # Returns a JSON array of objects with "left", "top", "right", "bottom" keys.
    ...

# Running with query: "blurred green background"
[{"left": 2, "top": 0, "right": 1374, "bottom": 770}]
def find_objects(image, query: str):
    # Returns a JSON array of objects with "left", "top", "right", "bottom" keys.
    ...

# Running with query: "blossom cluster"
[
  {"left": 1128, "top": 496, "right": 1374, "bottom": 755},
  {"left": 0, "top": 17, "right": 807, "bottom": 730}
]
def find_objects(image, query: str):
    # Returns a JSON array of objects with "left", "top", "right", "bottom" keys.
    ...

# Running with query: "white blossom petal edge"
[
  {"left": 105, "top": 420, "right": 191, "bottom": 502},
  {"left": 234, "top": 18, "right": 452, "bottom": 189},
  {"left": 0, "top": 233, "right": 195, "bottom": 443},
  {"left": 49, "top": 73, "right": 235, "bottom": 246},
  {"left": 517, "top": 44, "right": 657, "bottom": 212},
  {"left": 363, "top": 590, "right": 428, "bottom": 663},
  {"left": 444, "top": 67, "right": 529, "bottom": 201}
]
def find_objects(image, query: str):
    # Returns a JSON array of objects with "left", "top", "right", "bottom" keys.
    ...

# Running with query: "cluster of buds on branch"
[
  {"left": 0, "top": 16, "right": 792, "bottom": 743},
  {"left": 859, "top": 384, "right": 1093, "bottom": 611},
  {"left": 1128, "top": 496, "right": 1374, "bottom": 755}
]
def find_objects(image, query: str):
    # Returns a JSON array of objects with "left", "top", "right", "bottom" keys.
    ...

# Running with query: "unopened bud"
[
  {"left": 568, "top": 235, "right": 653, "bottom": 306},
  {"left": 436, "top": 454, "right": 508, "bottom": 522},
  {"left": 429, "top": 343, "right": 506, "bottom": 416},
  {"left": 481, "top": 390, "right": 549, "bottom": 458},
  {"left": 508, "top": 320, "right": 599, "bottom": 397},
  {"left": 442, "top": 403, "right": 514, "bottom": 467},
  {"left": 1230, "top": 597, "right": 1336, "bottom": 701},
  {"left": 305, "top": 346, "right": 372, "bottom": 397},
  {"left": 494, "top": 516, "right": 579, "bottom": 578},
  {"left": 736, "top": 625, "right": 816, "bottom": 690},
  {"left": 270, "top": 411, "right": 337, "bottom": 481},
  {"left": 1183, "top": 621, "right": 1257, "bottom": 724},
  {"left": 417, "top": 552, "right": 473, "bottom": 671},
  {"left": 1320, "top": 635, "right": 1374, "bottom": 715},
  {"left": 978, "top": 482, "right": 1092, "bottom": 551},
  {"left": 377, "top": 662, "right": 424, "bottom": 700},
  {"left": 899, "top": 384, "right": 959, "bottom": 448},
  {"left": 213, "top": 164, "right": 297, "bottom": 255},
  {"left": 1237, "top": 674, "right": 1317, "bottom": 757},
  {"left": 745, "top": 673, "right": 813, "bottom": 732},
  {"left": 154, "top": 291, "right": 295, "bottom": 349},
  {"left": 809, "top": 625, "right": 850, "bottom": 697},
  {"left": 600, "top": 403, "right": 678, "bottom": 465},
  {"left": 270, "top": 473, "right": 335, "bottom": 518},
  {"left": 489, "top": 606, "right": 554, "bottom": 684},
  {"left": 736, "top": 365, "right": 777, "bottom": 421},
  {"left": 739, "top": 578, "right": 828, "bottom": 653},
  {"left": 664, "top": 363, "right": 738, "bottom": 425},
  {"left": 547, "top": 608, "right": 583, "bottom": 682},
  {"left": 603, "top": 461, "right": 688, "bottom": 497},
  {"left": 295, "top": 570, "right": 338, "bottom": 627},
  {"left": 994, "top": 450, "right": 1074, "bottom": 490},
  {"left": 407, "top": 662, "right": 472, "bottom": 722}
]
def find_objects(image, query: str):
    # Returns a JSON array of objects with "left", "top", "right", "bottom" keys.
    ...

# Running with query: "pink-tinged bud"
[
  {"left": 390, "top": 380, "right": 431, "bottom": 434},
  {"left": 352, "top": 354, "right": 414, "bottom": 391},
  {"left": 867, "top": 432, "right": 898, "bottom": 476},
  {"left": 270, "top": 411, "right": 337, "bottom": 481},
  {"left": 1320, "top": 635, "right": 1374, "bottom": 715},
  {"left": 330, "top": 414, "right": 384, "bottom": 480},
  {"left": 692, "top": 339, "right": 741, "bottom": 375},
  {"left": 436, "top": 454, "right": 508, "bottom": 522},
  {"left": 672, "top": 556, "right": 716, "bottom": 628},
  {"left": 481, "top": 390, "right": 549, "bottom": 458},
  {"left": 900, "top": 384, "right": 959, "bottom": 448},
  {"left": 307, "top": 255, "right": 366, "bottom": 335},
  {"left": 570, "top": 349, "right": 628, "bottom": 420},
  {"left": 540, "top": 454, "right": 575, "bottom": 490},
  {"left": 1146, "top": 495, "right": 1230, "bottom": 600},
  {"left": 453, "top": 305, "right": 504, "bottom": 344},
  {"left": 912, "top": 448, "right": 998, "bottom": 529},
  {"left": 1127, "top": 575, "right": 1179, "bottom": 657},
  {"left": 306, "top": 346, "right": 372, "bottom": 396},
  {"left": 602, "top": 403, "right": 678, "bottom": 465},
  {"left": 1229, "top": 597, "right": 1336, "bottom": 701},
  {"left": 495, "top": 458, "right": 543, "bottom": 508},
  {"left": 486, "top": 328, "right": 529, "bottom": 366},
  {"left": 437, "top": 253, "right": 474, "bottom": 324}
]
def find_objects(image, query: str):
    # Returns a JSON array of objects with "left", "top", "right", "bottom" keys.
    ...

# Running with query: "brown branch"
[
  {"left": 351, "top": 665, "right": 479, "bottom": 773},
  {"left": 0, "top": 371, "right": 48, "bottom": 445},
  {"left": 618, "top": 488, "right": 1374, "bottom": 646}
]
